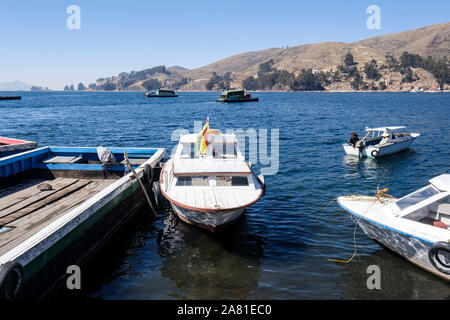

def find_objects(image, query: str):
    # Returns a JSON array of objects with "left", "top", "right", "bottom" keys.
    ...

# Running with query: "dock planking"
[
  {"left": 0, "top": 178, "right": 74, "bottom": 215},
  {"left": 0, "top": 179, "right": 91, "bottom": 226},
  {"left": 0, "top": 179, "right": 115, "bottom": 255}
]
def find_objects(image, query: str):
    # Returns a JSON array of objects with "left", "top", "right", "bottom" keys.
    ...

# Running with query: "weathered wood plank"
[
  {"left": 0, "top": 178, "right": 72, "bottom": 214},
  {"left": 195, "top": 190, "right": 205, "bottom": 208},
  {"left": 0, "top": 180, "right": 115, "bottom": 255},
  {"left": 0, "top": 179, "right": 90, "bottom": 225},
  {"left": 222, "top": 189, "right": 239, "bottom": 208},
  {"left": 42, "top": 156, "right": 82, "bottom": 164}
]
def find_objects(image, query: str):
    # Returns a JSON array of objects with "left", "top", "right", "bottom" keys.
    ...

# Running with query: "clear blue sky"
[{"left": 0, "top": 0, "right": 448, "bottom": 89}]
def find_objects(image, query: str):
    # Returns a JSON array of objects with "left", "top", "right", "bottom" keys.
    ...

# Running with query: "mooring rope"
[{"left": 327, "top": 186, "right": 392, "bottom": 264}]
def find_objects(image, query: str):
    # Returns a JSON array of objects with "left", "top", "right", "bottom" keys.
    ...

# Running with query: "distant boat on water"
[
  {"left": 216, "top": 90, "right": 258, "bottom": 103},
  {"left": 0, "top": 96, "right": 21, "bottom": 100},
  {"left": 144, "top": 89, "right": 178, "bottom": 97}
]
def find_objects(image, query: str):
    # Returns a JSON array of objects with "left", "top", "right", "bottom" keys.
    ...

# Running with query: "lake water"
[{"left": 0, "top": 91, "right": 449, "bottom": 299}]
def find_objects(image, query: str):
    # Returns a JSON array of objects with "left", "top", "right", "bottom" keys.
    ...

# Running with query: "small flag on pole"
[{"left": 200, "top": 117, "right": 209, "bottom": 155}]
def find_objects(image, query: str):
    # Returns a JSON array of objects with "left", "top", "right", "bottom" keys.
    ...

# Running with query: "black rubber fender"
[
  {"left": 152, "top": 181, "right": 162, "bottom": 208},
  {"left": 143, "top": 164, "right": 153, "bottom": 186},
  {"left": 371, "top": 150, "right": 379, "bottom": 158},
  {"left": 428, "top": 241, "right": 450, "bottom": 275},
  {"left": 0, "top": 261, "right": 24, "bottom": 300}
]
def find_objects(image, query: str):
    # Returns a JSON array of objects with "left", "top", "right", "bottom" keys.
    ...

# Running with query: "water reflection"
[
  {"left": 342, "top": 149, "right": 416, "bottom": 180},
  {"left": 157, "top": 206, "right": 267, "bottom": 299},
  {"left": 340, "top": 248, "right": 450, "bottom": 299}
]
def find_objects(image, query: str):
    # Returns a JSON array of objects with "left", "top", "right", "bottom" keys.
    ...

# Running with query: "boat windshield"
[
  {"left": 402, "top": 194, "right": 450, "bottom": 229},
  {"left": 216, "top": 176, "right": 249, "bottom": 186},
  {"left": 176, "top": 176, "right": 209, "bottom": 186},
  {"left": 396, "top": 186, "right": 440, "bottom": 210}
]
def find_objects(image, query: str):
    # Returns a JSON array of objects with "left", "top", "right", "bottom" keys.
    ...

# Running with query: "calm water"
[{"left": 1, "top": 91, "right": 449, "bottom": 299}]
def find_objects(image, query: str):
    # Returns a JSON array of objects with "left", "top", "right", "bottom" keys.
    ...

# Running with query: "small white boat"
[
  {"left": 337, "top": 174, "right": 450, "bottom": 281},
  {"left": 160, "top": 123, "right": 265, "bottom": 231},
  {"left": 343, "top": 126, "right": 420, "bottom": 158}
]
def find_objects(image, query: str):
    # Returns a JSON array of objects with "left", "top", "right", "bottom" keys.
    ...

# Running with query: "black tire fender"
[
  {"left": 152, "top": 181, "right": 162, "bottom": 208},
  {"left": 428, "top": 241, "right": 450, "bottom": 275},
  {"left": 0, "top": 261, "right": 24, "bottom": 300},
  {"left": 371, "top": 150, "right": 379, "bottom": 158},
  {"left": 143, "top": 164, "right": 153, "bottom": 186}
]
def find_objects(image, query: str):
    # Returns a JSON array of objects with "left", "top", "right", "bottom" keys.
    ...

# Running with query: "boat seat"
[{"left": 42, "top": 156, "right": 83, "bottom": 164}]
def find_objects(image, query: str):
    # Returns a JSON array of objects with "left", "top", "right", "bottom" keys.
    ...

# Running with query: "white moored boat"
[
  {"left": 343, "top": 126, "right": 420, "bottom": 158},
  {"left": 160, "top": 122, "right": 265, "bottom": 231},
  {"left": 337, "top": 174, "right": 450, "bottom": 281}
]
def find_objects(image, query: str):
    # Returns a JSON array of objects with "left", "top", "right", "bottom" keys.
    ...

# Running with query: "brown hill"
[{"left": 91, "top": 22, "right": 449, "bottom": 91}]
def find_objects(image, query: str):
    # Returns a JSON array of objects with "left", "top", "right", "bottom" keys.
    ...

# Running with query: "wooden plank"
[
  {"left": 120, "top": 158, "right": 147, "bottom": 166},
  {"left": 203, "top": 190, "right": 217, "bottom": 209},
  {"left": 0, "top": 178, "right": 70, "bottom": 213},
  {"left": 0, "top": 179, "right": 90, "bottom": 226},
  {"left": 42, "top": 156, "right": 82, "bottom": 164},
  {"left": 213, "top": 190, "right": 229, "bottom": 209},
  {"left": 0, "top": 179, "right": 44, "bottom": 198},
  {"left": 175, "top": 189, "right": 183, "bottom": 206},
  {"left": 0, "top": 180, "right": 115, "bottom": 255},
  {"left": 231, "top": 189, "right": 249, "bottom": 206},
  {"left": 222, "top": 189, "right": 239, "bottom": 208},
  {"left": 195, "top": 190, "right": 205, "bottom": 208}
]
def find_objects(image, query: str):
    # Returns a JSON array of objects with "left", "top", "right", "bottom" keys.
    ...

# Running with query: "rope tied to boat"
[
  {"left": 328, "top": 185, "right": 394, "bottom": 264},
  {"left": 123, "top": 151, "right": 157, "bottom": 217},
  {"left": 376, "top": 185, "right": 395, "bottom": 203}
]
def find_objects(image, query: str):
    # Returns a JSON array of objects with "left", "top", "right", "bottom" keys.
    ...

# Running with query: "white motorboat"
[
  {"left": 337, "top": 174, "right": 450, "bottom": 281},
  {"left": 160, "top": 122, "right": 265, "bottom": 231},
  {"left": 343, "top": 126, "right": 420, "bottom": 158}
]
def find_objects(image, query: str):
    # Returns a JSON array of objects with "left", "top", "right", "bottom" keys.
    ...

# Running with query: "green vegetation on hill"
[
  {"left": 205, "top": 72, "right": 232, "bottom": 91},
  {"left": 242, "top": 61, "right": 326, "bottom": 91}
]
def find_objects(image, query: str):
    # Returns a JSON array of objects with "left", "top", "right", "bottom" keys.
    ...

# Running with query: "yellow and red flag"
[{"left": 200, "top": 117, "right": 209, "bottom": 155}]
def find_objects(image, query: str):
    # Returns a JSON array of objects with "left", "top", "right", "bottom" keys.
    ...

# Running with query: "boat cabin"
[
  {"left": 156, "top": 89, "right": 176, "bottom": 96},
  {"left": 166, "top": 131, "right": 254, "bottom": 190},
  {"left": 220, "top": 90, "right": 245, "bottom": 99},
  {"left": 363, "top": 126, "right": 411, "bottom": 146}
]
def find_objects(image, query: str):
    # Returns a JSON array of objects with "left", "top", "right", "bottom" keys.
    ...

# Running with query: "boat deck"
[{"left": 0, "top": 177, "right": 115, "bottom": 256}]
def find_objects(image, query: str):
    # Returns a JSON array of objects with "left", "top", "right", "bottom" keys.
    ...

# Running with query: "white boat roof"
[
  {"left": 430, "top": 174, "right": 450, "bottom": 192},
  {"left": 179, "top": 133, "right": 237, "bottom": 144},
  {"left": 366, "top": 126, "right": 406, "bottom": 132},
  {"left": 174, "top": 159, "right": 251, "bottom": 176}
]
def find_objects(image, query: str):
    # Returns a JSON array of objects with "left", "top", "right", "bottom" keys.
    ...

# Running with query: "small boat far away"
[
  {"left": 160, "top": 118, "right": 265, "bottom": 231},
  {"left": 144, "top": 89, "right": 178, "bottom": 97},
  {"left": 337, "top": 174, "right": 450, "bottom": 282},
  {"left": 216, "top": 90, "right": 259, "bottom": 103},
  {"left": 0, "top": 137, "right": 37, "bottom": 158},
  {"left": 0, "top": 96, "right": 21, "bottom": 100},
  {"left": 343, "top": 126, "right": 420, "bottom": 158}
]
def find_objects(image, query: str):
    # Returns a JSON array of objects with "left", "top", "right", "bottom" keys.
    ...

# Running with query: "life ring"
[
  {"left": 428, "top": 242, "right": 450, "bottom": 275},
  {"left": 371, "top": 150, "right": 380, "bottom": 158},
  {"left": 0, "top": 261, "right": 24, "bottom": 300}
]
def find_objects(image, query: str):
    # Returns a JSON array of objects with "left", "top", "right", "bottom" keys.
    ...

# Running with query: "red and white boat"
[
  {"left": 160, "top": 120, "right": 265, "bottom": 231},
  {"left": 0, "top": 137, "right": 37, "bottom": 158}
]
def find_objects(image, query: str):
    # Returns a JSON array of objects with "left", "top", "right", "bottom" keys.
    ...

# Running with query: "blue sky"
[{"left": 0, "top": 0, "right": 448, "bottom": 89}]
